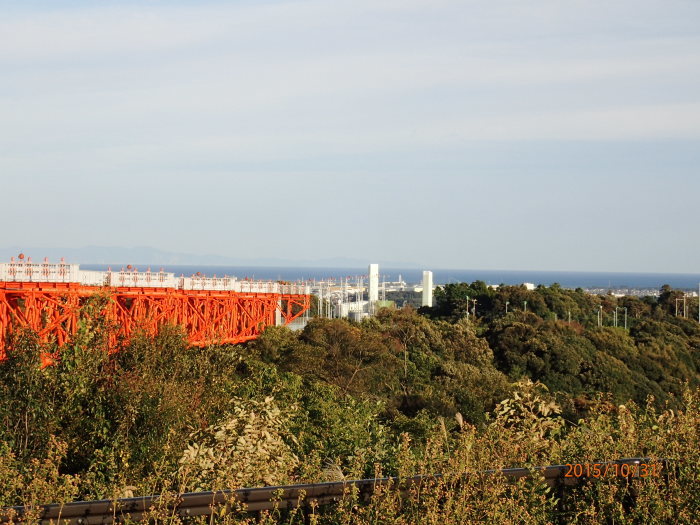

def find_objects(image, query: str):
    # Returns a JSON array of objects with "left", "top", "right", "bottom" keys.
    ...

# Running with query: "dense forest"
[{"left": 0, "top": 283, "right": 698, "bottom": 523}]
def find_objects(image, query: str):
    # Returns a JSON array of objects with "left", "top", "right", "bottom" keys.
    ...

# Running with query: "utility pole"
[
  {"left": 524, "top": 300, "right": 528, "bottom": 313},
  {"left": 624, "top": 307, "right": 628, "bottom": 330},
  {"left": 505, "top": 301, "right": 509, "bottom": 314},
  {"left": 358, "top": 276, "right": 363, "bottom": 317},
  {"left": 598, "top": 305, "right": 602, "bottom": 327},
  {"left": 319, "top": 283, "right": 324, "bottom": 318}
]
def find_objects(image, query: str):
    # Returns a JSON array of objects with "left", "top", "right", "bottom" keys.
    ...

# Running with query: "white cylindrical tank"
[{"left": 422, "top": 270, "right": 433, "bottom": 307}]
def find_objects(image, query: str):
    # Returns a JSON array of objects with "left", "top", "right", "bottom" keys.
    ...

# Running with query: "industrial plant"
[{"left": 309, "top": 264, "right": 434, "bottom": 322}]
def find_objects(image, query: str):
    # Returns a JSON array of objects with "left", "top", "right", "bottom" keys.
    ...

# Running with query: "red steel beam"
[{"left": 0, "top": 282, "right": 310, "bottom": 362}]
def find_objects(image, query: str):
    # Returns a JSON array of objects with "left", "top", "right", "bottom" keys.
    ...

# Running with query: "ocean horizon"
[{"left": 80, "top": 264, "right": 700, "bottom": 291}]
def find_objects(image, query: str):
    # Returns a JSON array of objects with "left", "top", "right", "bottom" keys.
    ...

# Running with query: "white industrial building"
[{"left": 312, "top": 263, "right": 435, "bottom": 321}]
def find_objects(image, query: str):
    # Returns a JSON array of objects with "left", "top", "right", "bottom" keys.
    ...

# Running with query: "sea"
[{"left": 80, "top": 264, "right": 700, "bottom": 291}]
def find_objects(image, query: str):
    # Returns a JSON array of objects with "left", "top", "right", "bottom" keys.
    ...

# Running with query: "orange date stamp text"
[{"left": 564, "top": 462, "right": 663, "bottom": 478}]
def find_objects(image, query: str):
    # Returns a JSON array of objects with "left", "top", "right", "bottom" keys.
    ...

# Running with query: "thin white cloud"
[
  {"left": 1, "top": 0, "right": 698, "bottom": 153},
  {"left": 1, "top": 0, "right": 699, "bottom": 271}
]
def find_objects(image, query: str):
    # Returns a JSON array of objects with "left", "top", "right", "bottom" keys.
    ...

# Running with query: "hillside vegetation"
[{"left": 0, "top": 284, "right": 698, "bottom": 523}]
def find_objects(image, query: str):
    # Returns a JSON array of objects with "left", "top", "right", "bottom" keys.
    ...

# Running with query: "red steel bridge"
[{"left": 0, "top": 255, "right": 310, "bottom": 364}]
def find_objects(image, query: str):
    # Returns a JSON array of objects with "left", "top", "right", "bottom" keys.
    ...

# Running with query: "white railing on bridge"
[
  {"left": 180, "top": 276, "right": 241, "bottom": 291},
  {"left": 0, "top": 260, "right": 80, "bottom": 283},
  {"left": 179, "top": 278, "right": 309, "bottom": 294},
  {"left": 107, "top": 270, "right": 177, "bottom": 288},
  {"left": 79, "top": 270, "right": 109, "bottom": 286},
  {"left": 1, "top": 258, "right": 309, "bottom": 295},
  {"left": 279, "top": 283, "right": 310, "bottom": 295}
]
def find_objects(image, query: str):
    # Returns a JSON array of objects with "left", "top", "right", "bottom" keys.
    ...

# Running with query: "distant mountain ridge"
[{"left": 0, "top": 245, "right": 417, "bottom": 269}]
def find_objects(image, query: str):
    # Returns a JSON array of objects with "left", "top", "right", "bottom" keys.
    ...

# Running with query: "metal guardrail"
[{"left": 0, "top": 458, "right": 660, "bottom": 524}]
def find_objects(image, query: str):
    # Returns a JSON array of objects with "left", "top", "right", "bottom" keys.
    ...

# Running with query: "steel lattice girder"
[{"left": 0, "top": 282, "right": 310, "bottom": 361}]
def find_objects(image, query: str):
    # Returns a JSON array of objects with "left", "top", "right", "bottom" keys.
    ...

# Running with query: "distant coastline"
[{"left": 80, "top": 264, "right": 700, "bottom": 291}]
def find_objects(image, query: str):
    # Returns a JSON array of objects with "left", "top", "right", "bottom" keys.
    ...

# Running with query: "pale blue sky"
[{"left": 1, "top": 0, "right": 699, "bottom": 271}]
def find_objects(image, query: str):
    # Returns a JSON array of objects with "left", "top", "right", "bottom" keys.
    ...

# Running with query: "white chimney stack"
[
  {"left": 368, "top": 263, "right": 379, "bottom": 303},
  {"left": 422, "top": 270, "right": 433, "bottom": 307}
]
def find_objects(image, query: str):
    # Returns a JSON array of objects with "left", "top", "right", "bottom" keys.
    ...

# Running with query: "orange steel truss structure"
[{"left": 0, "top": 281, "right": 310, "bottom": 362}]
